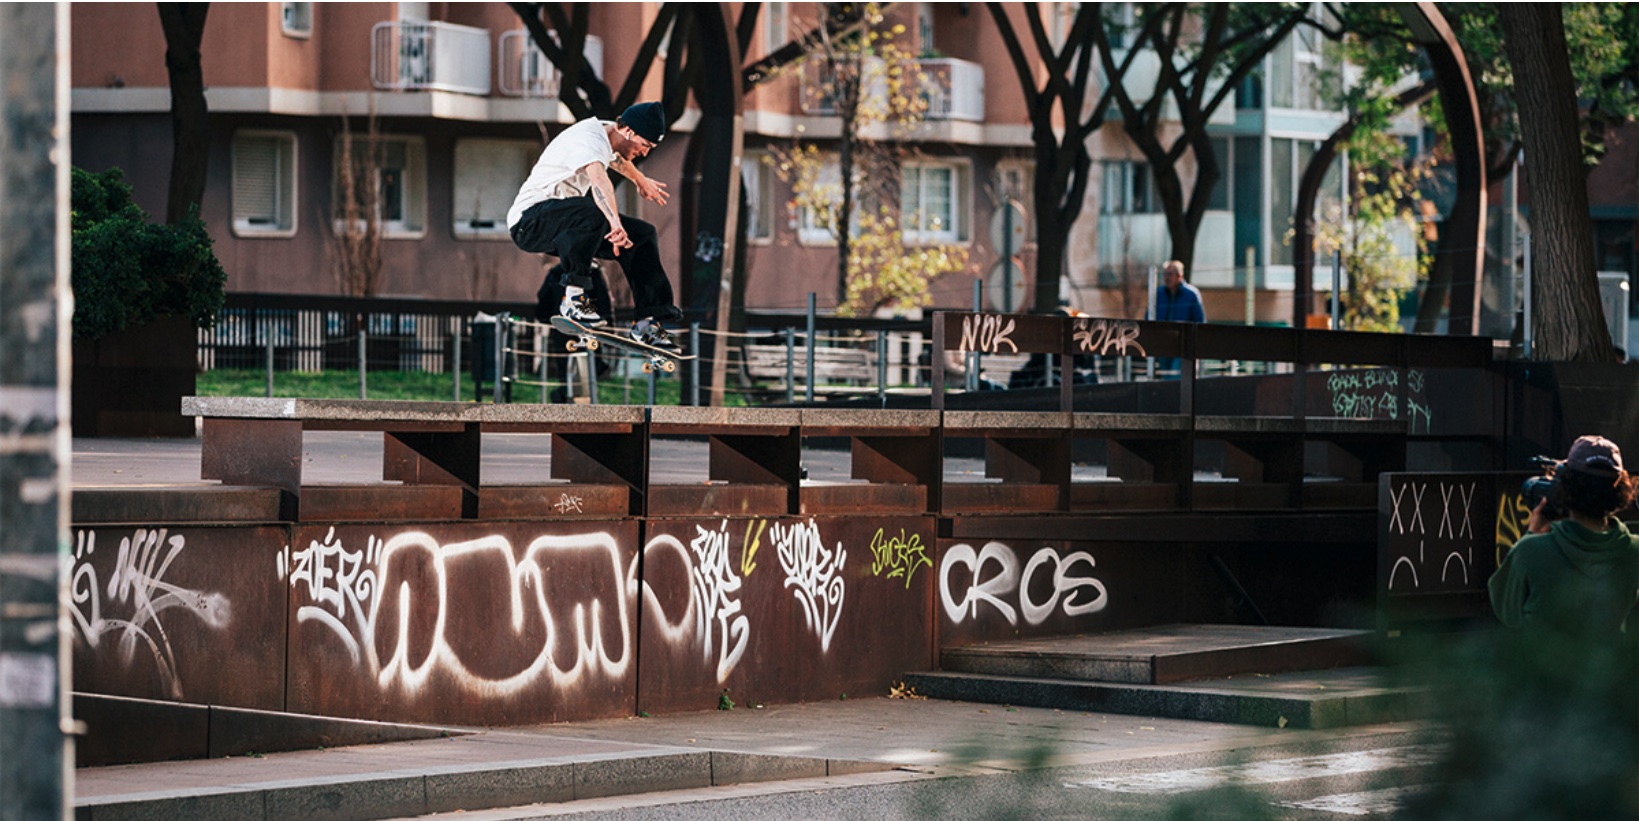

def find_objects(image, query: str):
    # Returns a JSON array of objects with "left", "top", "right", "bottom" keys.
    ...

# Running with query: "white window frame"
[
  {"left": 902, "top": 159, "right": 971, "bottom": 246},
  {"left": 334, "top": 134, "right": 427, "bottom": 239},
  {"left": 280, "top": 2, "right": 312, "bottom": 38},
  {"left": 1100, "top": 160, "right": 1154, "bottom": 215},
  {"left": 452, "top": 138, "right": 535, "bottom": 239},
  {"left": 796, "top": 154, "right": 843, "bottom": 246},
  {"left": 231, "top": 130, "right": 298, "bottom": 238},
  {"left": 742, "top": 150, "right": 775, "bottom": 244},
  {"left": 762, "top": 2, "right": 788, "bottom": 55}
]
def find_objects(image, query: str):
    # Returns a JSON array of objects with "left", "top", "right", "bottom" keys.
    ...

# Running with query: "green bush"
[{"left": 70, "top": 166, "right": 226, "bottom": 340}]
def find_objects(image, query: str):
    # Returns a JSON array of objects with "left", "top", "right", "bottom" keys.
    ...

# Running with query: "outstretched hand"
[
  {"left": 605, "top": 225, "right": 633, "bottom": 257},
  {"left": 638, "top": 178, "right": 670, "bottom": 206}
]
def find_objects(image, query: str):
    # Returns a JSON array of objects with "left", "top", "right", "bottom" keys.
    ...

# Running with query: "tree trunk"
[
  {"left": 1497, "top": 4, "right": 1613, "bottom": 361},
  {"left": 157, "top": 3, "right": 210, "bottom": 225}
]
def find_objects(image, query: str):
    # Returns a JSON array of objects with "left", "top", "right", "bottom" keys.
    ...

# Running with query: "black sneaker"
[
  {"left": 559, "top": 293, "right": 607, "bottom": 328},
  {"left": 631, "top": 321, "right": 680, "bottom": 353}
]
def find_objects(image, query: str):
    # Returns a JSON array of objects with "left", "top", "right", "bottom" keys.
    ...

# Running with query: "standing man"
[
  {"left": 1154, "top": 260, "right": 1205, "bottom": 323},
  {"left": 1153, "top": 259, "right": 1204, "bottom": 376},
  {"left": 508, "top": 101, "right": 684, "bottom": 352}
]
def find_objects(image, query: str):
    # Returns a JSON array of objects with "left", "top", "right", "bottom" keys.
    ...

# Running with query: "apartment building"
[{"left": 72, "top": 2, "right": 1457, "bottom": 328}]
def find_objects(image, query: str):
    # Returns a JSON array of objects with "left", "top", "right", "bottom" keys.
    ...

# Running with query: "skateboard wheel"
[
  {"left": 661, "top": 359, "right": 678, "bottom": 373},
  {"left": 565, "top": 340, "right": 580, "bottom": 352},
  {"left": 642, "top": 362, "right": 654, "bottom": 374},
  {"left": 585, "top": 337, "right": 600, "bottom": 351}
]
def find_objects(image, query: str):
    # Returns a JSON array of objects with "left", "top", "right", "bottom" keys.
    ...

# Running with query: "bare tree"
[{"left": 331, "top": 111, "right": 383, "bottom": 298}]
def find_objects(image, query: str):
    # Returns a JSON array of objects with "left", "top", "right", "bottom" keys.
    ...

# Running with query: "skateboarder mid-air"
[{"left": 508, "top": 101, "right": 684, "bottom": 353}]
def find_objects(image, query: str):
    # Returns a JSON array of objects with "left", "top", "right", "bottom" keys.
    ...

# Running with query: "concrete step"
[
  {"left": 903, "top": 666, "right": 1423, "bottom": 730},
  {"left": 940, "top": 624, "right": 1375, "bottom": 685}
]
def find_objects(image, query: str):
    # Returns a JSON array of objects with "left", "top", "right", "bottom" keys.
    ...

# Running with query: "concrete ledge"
[
  {"left": 424, "top": 762, "right": 575, "bottom": 814},
  {"left": 181, "top": 397, "right": 646, "bottom": 428},
  {"left": 943, "top": 411, "right": 1071, "bottom": 433},
  {"left": 573, "top": 751, "right": 713, "bottom": 799},
  {"left": 1072, "top": 413, "right": 1191, "bottom": 433}
]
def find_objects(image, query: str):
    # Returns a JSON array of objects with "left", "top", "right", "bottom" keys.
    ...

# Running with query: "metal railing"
[
  {"left": 917, "top": 58, "right": 984, "bottom": 121},
  {"left": 497, "top": 30, "right": 602, "bottom": 98},
  {"left": 371, "top": 20, "right": 492, "bottom": 95}
]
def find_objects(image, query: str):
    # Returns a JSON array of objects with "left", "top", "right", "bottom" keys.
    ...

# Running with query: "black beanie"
[{"left": 620, "top": 102, "right": 666, "bottom": 143}]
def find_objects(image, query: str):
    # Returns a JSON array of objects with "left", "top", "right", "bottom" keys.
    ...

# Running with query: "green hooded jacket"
[{"left": 1488, "top": 518, "right": 1639, "bottom": 634}]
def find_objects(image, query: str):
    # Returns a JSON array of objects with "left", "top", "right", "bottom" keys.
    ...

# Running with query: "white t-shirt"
[{"left": 506, "top": 118, "right": 615, "bottom": 228}]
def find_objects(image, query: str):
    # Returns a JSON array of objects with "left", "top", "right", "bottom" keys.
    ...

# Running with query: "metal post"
[
  {"left": 451, "top": 318, "right": 462, "bottom": 402},
  {"left": 1331, "top": 250, "right": 1342, "bottom": 331},
  {"left": 1522, "top": 233, "right": 1534, "bottom": 358},
  {"left": 492, "top": 314, "right": 504, "bottom": 404},
  {"left": 357, "top": 326, "right": 367, "bottom": 399},
  {"left": 969, "top": 278, "right": 982, "bottom": 392},
  {"left": 1244, "top": 246, "right": 1256, "bottom": 327},
  {"left": 264, "top": 319, "right": 275, "bottom": 398},
  {"left": 1145, "top": 265, "right": 1156, "bottom": 380},
  {"left": 784, "top": 327, "right": 796, "bottom": 404},
  {"left": 689, "top": 322, "right": 701, "bottom": 407},
  {"left": 539, "top": 339, "right": 549, "bottom": 405},
  {"left": 805, "top": 293, "right": 816, "bottom": 404},
  {"left": 647, "top": 366, "right": 657, "bottom": 406},
  {"left": 876, "top": 330, "right": 888, "bottom": 403},
  {"left": 0, "top": 4, "right": 71, "bottom": 814}
]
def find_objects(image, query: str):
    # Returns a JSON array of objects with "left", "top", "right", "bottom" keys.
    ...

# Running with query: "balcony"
[
  {"left": 799, "top": 56, "right": 984, "bottom": 122},
  {"left": 371, "top": 20, "right": 492, "bottom": 96},
  {"left": 497, "top": 30, "right": 604, "bottom": 99}
]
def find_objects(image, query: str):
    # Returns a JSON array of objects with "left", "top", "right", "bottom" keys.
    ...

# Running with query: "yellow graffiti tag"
[
  {"left": 741, "top": 519, "right": 767, "bottom": 577},
  {"left": 870, "top": 528, "right": 932, "bottom": 589},
  {"left": 1495, "top": 491, "right": 1531, "bottom": 568}
]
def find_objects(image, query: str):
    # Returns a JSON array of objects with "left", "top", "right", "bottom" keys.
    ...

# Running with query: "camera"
[{"left": 1521, "top": 455, "right": 1563, "bottom": 519}]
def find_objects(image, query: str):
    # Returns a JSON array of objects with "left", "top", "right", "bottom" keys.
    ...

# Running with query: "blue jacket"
[{"left": 1155, "top": 283, "right": 1205, "bottom": 323}]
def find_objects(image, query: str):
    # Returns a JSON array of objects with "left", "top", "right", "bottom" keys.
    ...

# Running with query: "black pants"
[{"left": 510, "top": 196, "right": 682, "bottom": 324}]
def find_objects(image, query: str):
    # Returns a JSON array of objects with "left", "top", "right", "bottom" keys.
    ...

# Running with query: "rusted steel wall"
[
  {"left": 282, "top": 521, "right": 642, "bottom": 725},
  {"left": 70, "top": 525, "right": 288, "bottom": 711},
  {"left": 69, "top": 515, "right": 937, "bottom": 726},
  {"left": 934, "top": 537, "right": 1213, "bottom": 647},
  {"left": 636, "top": 517, "right": 935, "bottom": 713}
]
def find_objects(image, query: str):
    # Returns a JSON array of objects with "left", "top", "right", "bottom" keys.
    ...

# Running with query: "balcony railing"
[
  {"left": 917, "top": 58, "right": 984, "bottom": 122},
  {"left": 497, "top": 30, "right": 603, "bottom": 99},
  {"left": 800, "top": 56, "right": 985, "bottom": 122},
  {"left": 371, "top": 20, "right": 492, "bottom": 96}
]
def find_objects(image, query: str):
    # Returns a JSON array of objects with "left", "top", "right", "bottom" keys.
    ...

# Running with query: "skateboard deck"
[{"left": 549, "top": 316, "right": 695, "bottom": 373}]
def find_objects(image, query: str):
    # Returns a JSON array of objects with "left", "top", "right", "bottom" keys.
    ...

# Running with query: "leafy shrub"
[{"left": 71, "top": 166, "right": 226, "bottom": 339}]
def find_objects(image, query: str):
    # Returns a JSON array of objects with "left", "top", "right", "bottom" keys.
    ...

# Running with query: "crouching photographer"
[{"left": 1489, "top": 435, "right": 1639, "bottom": 635}]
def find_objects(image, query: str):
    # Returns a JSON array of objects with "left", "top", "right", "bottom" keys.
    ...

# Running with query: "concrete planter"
[{"left": 72, "top": 314, "right": 197, "bottom": 437}]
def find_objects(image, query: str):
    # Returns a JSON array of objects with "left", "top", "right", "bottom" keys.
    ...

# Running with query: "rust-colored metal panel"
[
  {"left": 636, "top": 516, "right": 936, "bottom": 714},
  {"left": 285, "top": 520, "right": 640, "bottom": 725},
  {"left": 70, "top": 525, "right": 289, "bottom": 710},
  {"left": 296, "top": 485, "right": 464, "bottom": 522},
  {"left": 476, "top": 485, "right": 632, "bottom": 519},
  {"left": 647, "top": 484, "right": 789, "bottom": 517},
  {"left": 201, "top": 417, "right": 302, "bottom": 494},
  {"left": 799, "top": 484, "right": 926, "bottom": 515},
  {"left": 934, "top": 538, "right": 1199, "bottom": 648},
  {"left": 941, "top": 483, "right": 1062, "bottom": 513}
]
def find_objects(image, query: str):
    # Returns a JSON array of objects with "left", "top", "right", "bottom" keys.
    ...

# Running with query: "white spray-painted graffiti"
[
  {"left": 939, "top": 541, "right": 1108, "bottom": 626},
  {"left": 1386, "top": 479, "right": 1478, "bottom": 591},
  {"left": 70, "top": 528, "right": 233, "bottom": 699},
  {"left": 772, "top": 519, "right": 847, "bottom": 652},
  {"left": 1073, "top": 318, "right": 1147, "bottom": 357},
  {"left": 960, "top": 314, "right": 1018, "bottom": 355},
  {"left": 280, "top": 528, "right": 632, "bottom": 698},
  {"left": 639, "top": 521, "right": 750, "bottom": 684}
]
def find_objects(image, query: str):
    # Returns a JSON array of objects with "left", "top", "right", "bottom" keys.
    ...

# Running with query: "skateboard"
[{"left": 549, "top": 316, "right": 695, "bottom": 374}]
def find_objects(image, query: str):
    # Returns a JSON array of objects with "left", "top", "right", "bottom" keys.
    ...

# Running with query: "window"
[
  {"left": 903, "top": 160, "right": 970, "bottom": 244},
  {"left": 453, "top": 139, "right": 535, "bottom": 238},
  {"left": 917, "top": 3, "right": 936, "bottom": 54},
  {"left": 1100, "top": 160, "right": 1155, "bottom": 215},
  {"left": 797, "top": 155, "right": 842, "bottom": 245},
  {"left": 281, "top": 2, "right": 312, "bottom": 38},
  {"left": 742, "top": 151, "right": 775, "bottom": 242},
  {"left": 232, "top": 131, "right": 297, "bottom": 237},
  {"left": 995, "top": 160, "right": 1036, "bottom": 242},
  {"left": 762, "top": 2, "right": 787, "bottom": 54},
  {"left": 334, "top": 135, "right": 426, "bottom": 237}
]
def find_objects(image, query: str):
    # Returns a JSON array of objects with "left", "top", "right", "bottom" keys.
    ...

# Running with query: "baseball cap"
[
  {"left": 1562, "top": 435, "right": 1624, "bottom": 478},
  {"left": 620, "top": 102, "right": 666, "bottom": 144}
]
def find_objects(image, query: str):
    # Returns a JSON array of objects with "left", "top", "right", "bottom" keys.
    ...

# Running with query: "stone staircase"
[{"left": 904, "top": 624, "right": 1425, "bottom": 729}]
